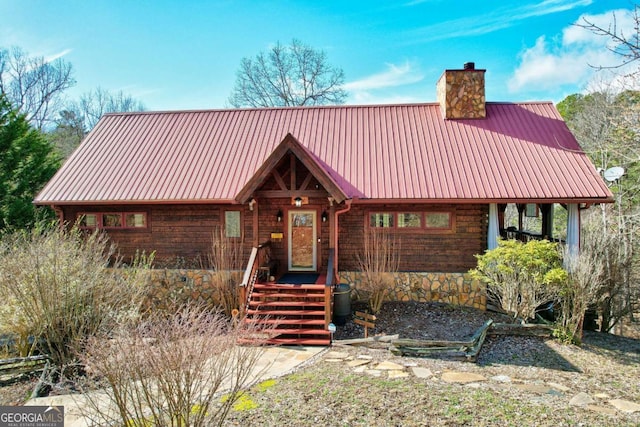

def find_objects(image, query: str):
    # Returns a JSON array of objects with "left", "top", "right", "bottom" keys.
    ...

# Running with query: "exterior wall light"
[
  {"left": 294, "top": 197, "right": 302, "bottom": 207},
  {"left": 321, "top": 211, "right": 328, "bottom": 222},
  {"left": 276, "top": 209, "right": 283, "bottom": 222}
]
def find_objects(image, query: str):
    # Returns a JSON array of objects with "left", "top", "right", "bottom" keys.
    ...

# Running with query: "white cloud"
[
  {"left": 344, "top": 61, "right": 423, "bottom": 91},
  {"left": 343, "top": 61, "right": 424, "bottom": 104},
  {"left": 405, "top": 0, "right": 593, "bottom": 43},
  {"left": 43, "top": 48, "right": 72, "bottom": 63},
  {"left": 509, "top": 8, "right": 639, "bottom": 94}
]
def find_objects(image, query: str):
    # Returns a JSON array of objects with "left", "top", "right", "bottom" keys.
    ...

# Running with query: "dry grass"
[{"left": 223, "top": 306, "right": 640, "bottom": 426}]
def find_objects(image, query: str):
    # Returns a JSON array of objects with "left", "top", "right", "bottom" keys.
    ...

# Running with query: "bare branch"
[
  {"left": 228, "top": 39, "right": 347, "bottom": 108},
  {"left": 0, "top": 46, "right": 75, "bottom": 129},
  {"left": 575, "top": 5, "right": 640, "bottom": 74}
]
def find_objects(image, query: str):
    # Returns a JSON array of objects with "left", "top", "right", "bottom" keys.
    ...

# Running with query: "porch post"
[
  {"left": 488, "top": 203, "right": 499, "bottom": 250},
  {"left": 566, "top": 203, "right": 580, "bottom": 257},
  {"left": 540, "top": 204, "right": 553, "bottom": 240}
]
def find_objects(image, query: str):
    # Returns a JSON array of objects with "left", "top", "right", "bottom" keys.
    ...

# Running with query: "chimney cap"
[{"left": 463, "top": 62, "right": 475, "bottom": 70}]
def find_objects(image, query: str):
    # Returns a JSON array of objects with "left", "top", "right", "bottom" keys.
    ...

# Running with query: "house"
[{"left": 35, "top": 63, "right": 612, "bottom": 344}]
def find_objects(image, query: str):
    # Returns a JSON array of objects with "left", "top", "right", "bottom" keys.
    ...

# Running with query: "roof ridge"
[{"left": 103, "top": 101, "right": 552, "bottom": 117}]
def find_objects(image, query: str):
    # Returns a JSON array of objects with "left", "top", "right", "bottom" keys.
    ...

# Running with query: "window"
[
  {"left": 370, "top": 213, "right": 394, "bottom": 228},
  {"left": 398, "top": 213, "right": 421, "bottom": 228},
  {"left": 125, "top": 213, "right": 146, "bottom": 228},
  {"left": 425, "top": 212, "right": 451, "bottom": 229},
  {"left": 225, "top": 211, "right": 241, "bottom": 238},
  {"left": 102, "top": 213, "right": 122, "bottom": 228},
  {"left": 525, "top": 203, "right": 539, "bottom": 218},
  {"left": 78, "top": 212, "right": 147, "bottom": 229},
  {"left": 368, "top": 211, "right": 453, "bottom": 232},
  {"left": 78, "top": 213, "right": 98, "bottom": 228}
]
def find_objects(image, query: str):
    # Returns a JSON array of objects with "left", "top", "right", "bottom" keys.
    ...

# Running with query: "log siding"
[{"left": 60, "top": 201, "right": 486, "bottom": 273}]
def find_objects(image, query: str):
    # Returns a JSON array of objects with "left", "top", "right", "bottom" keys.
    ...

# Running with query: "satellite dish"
[{"left": 603, "top": 166, "right": 625, "bottom": 182}]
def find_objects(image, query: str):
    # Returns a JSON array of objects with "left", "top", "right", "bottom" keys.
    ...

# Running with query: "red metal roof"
[{"left": 35, "top": 102, "right": 613, "bottom": 205}]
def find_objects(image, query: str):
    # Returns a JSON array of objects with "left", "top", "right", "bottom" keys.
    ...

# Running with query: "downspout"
[
  {"left": 333, "top": 199, "right": 353, "bottom": 274},
  {"left": 249, "top": 198, "right": 258, "bottom": 247}
]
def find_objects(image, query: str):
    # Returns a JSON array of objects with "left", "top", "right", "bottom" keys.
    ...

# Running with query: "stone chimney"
[{"left": 436, "top": 62, "right": 486, "bottom": 119}]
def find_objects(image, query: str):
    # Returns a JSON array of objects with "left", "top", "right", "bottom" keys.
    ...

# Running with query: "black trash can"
[{"left": 333, "top": 283, "right": 351, "bottom": 326}]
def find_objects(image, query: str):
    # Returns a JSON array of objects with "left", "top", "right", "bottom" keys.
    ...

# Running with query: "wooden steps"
[{"left": 245, "top": 281, "right": 331, "bottom": 346}]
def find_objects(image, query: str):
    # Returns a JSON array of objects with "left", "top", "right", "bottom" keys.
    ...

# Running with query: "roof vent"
[{"left": 463, "top": 62, "right": 475, "bottom": 70}]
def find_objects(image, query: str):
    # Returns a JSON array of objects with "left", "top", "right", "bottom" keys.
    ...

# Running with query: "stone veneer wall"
[
  {"left": 146, "top": 269, "right": 243, "bottom": 310},
  {"left": 338, "top": 271, "right": 486, "bottom": 310}
]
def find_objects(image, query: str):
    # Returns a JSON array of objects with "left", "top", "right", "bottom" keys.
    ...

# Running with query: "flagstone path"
[{"left": 322, "top": 350, "right": 640, "bottom": 416}]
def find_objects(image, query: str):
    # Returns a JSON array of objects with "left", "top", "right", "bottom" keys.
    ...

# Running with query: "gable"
[{"left": 236, "top": 133, "right": 348, "bottom": 204}]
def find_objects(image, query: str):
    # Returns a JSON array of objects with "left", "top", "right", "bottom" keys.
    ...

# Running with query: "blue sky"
[{"left": 1, "top": 0, "right": 637, "bottom": 111}]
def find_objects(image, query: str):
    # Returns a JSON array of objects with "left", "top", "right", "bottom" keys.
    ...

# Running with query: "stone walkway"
[{"left": 323, "top": 350, "right": 640, "bottom": 415}]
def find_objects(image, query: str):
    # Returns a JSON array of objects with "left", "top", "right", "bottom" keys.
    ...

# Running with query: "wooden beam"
[
  {"left": 299, "top": 172, "right": 313, "bottom": 191},
  {"left": 272, "top": 170, "right": 288, "bottom": 190},
  {"left": 255, "top": 190, "right": 328, "bottom": 198},
  {"left": 290, "top": 152, "right": 296, "bottom": 191}
]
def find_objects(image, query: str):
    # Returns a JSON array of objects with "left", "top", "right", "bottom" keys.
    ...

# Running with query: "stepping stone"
[
  {"left": 586, "top": 405, "right": 617, "bottom": 415},
  {"left": 375, "top": 361, "right": 405, "bottom": 371},
  {"left": 594, "top": 393, "right": 610, "bottom": 399},
  {"left": 441, "top": 372, "right": 487, "bottom": 384},
  {"left": 325, "top": 351, "right": 349, "bottom": 359},
  {"left": 569, "top": 392, "right": 595, "bottom": 407},
  {"left": 548, "top": 382, "right": 570, "bottom": 392},
  {"left": 465, "top": 382, "right": 482, "bottom": 389},
  {"left": 353, "top": 366, "right": 367, "bottom": 373},
  {"left": 513, "top": 384, "right": 554, "bottom": 395},
  {"left": 491, "top": 375, "right": 511, "bottom": 383},
  {"left": 609, "top": 399, "right": 640, "bottom": 413},
  {"left": 357, "top": 355, "right": 373, "bottom": 360},
  {"left": 365, "top": 369, "right": 382, "bottom": 377},
  {"left": 388, "top": 370, "right": 409, "bottom": 379},
  {"left": 347, "top": 359, "right": 370, "bottom": 368},
  {"left": 410, "top": 367, "right": 433, "bottom": 379}
]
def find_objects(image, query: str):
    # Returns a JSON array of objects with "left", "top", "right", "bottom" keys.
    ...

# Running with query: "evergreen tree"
[{"left": 0, "top": 93, "right": 60, "bottom": 230}]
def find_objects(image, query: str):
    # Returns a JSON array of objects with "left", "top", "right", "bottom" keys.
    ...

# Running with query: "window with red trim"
[
  {"left": 78, "top": 212, "right": 147, "bottom": 229},
  {"left": 368, "top": 211, "right": 453, "bottom": 232}
]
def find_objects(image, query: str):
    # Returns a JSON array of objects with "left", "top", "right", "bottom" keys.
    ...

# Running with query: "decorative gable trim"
[{"left": 235, "top": 133, "right": 349, "bottom": 204}]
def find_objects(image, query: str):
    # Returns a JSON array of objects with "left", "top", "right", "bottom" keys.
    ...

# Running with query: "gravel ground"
[{"left": 225, "top": 301, "right": 640, "bottom": 426}]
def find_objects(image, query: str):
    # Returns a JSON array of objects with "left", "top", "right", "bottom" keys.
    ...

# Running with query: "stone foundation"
[
  {"left": 146, "top": 269, "right": 242, "bottom": 310},
  {"left": 337, "top": 271, "right": 486, "bottom": 310},
  {"left": 140, "top": 269, "right": 485, "bottom": 311}
]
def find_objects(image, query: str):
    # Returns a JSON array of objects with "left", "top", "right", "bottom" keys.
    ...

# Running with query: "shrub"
[
  {"left": 356, "top": 229, "right": 400, "bottom": 314},
  {"left": 470, "top": 239, "right": 567, "bottom": 322},
  {"left": 208, "top": 227, "right": 245, "bottom": 317},
  {"left": 0, "top": 223, "right": 152, "bottom": 370},
  {"left": 79, "top": 305, "right": 270, "bottom": 427}
]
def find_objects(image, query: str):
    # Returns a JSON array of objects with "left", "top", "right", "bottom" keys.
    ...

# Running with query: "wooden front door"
[{"left": 288, "top": 210, "right": 317, "bottom": 271}]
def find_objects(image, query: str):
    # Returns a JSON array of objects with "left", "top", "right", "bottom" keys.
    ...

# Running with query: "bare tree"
[
  {"left": 228, "top": 39, "right": 347, "bottom": 108},
  {"left": 69, "top": 86, "right": 146, "bottom": 130},
  {"left": 48, "top": 87, "right": 146, "bottom": 158},
  {"left": 576, "top": 5, "right": 640, "bottom": 73},
  {"left": 0, "top": 46, "right": 75, "bottom": 129},
  {"left": 559, "top": 87, "right": 640, "bottom": 332}
]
